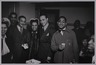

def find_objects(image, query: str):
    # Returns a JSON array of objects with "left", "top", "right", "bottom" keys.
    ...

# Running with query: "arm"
[{"left": 51, "top": 34, "right": 58, "bottom": 51}]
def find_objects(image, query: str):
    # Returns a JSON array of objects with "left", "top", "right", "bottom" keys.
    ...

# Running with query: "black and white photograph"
[{"left": 1, "top": 0, "right": 95, "bottom": 64}]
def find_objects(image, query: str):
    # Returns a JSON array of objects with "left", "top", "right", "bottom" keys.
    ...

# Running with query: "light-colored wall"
[
  {"left": 19, "top": 2, "right": 35, "bottom": 23},
  {"left": 60, "top": 7, "right": 94, "bottom": 29},
  {"left": 2, "top": 2, "right": 94, "bottom": 29},
  {"left": 44, "top": 7, "right": 94, "bottom": 29},
  {"left": 60, "top": 7, "right": 94, "bottom": 24},
  {"left": 2, "top": 2, "right": 36, "bottom": 23},
  {"left": 44, "top": 7, "right": 93, "bottom": 24}
]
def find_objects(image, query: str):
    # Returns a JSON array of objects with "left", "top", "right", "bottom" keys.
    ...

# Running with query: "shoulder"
[
  {"left": 49, "top": 24, "right": 56, "bottom": 32},
  {"left": 66, "top": 28, "right": 76, "bottom": 35},
  {"left": 52, "top": 31, "right": 59, "bottom": 37}
]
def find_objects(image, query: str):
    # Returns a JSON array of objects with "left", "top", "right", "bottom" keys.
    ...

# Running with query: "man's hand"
[
  {"left": 46, "top": 56, "right": 51, "bottom": 63},
  {"left": 79, "top": 51, "right": 84, "bottom": 56},
  {"left": 22, "top": 43, "right": 29, "bottom": 49},
  {"left": 58, "top": 43, "right": 65, "bottom": 50}
]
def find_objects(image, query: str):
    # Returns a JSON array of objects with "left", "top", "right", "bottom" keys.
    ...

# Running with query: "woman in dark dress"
[{"left": 29, "top": 18, "right": 39, "bottom": 59}]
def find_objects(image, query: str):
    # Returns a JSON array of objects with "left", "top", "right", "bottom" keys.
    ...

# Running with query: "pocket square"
[{"left": 46, "top": 33, "right": 49, "bottom": 36}]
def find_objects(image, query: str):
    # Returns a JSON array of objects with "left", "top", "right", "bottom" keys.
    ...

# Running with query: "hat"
[{"left": 2, "top": 17, "right": 10, "bottom": 27}]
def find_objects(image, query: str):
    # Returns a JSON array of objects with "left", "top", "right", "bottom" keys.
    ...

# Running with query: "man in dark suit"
[
  {"left": 7, "top": 16, "right": 30, "bottom": 63},
  {"left": 72, "top": 20, "right": 84, "bottom": 53},
  {"left": 37, "top": 14, "right": 56, "bottom": 63},
  {"left": 8, "top": 12, "right": 18, "bottom": 26}
]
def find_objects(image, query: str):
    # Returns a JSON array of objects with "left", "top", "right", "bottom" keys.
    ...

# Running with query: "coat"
[
  {"left": 7, "top": 25, "right": 30, "bottom": 63},
  {"left": 51, "top": 28, "right": 79, "bottom": 63},
  {"left": 29, "top": 31, "right": 39, "bottom": 59},
  {"left": 37, "top": 24, "right": 55, "bottom": 63},
  {"left": 2, "top": 36, "right": 12, "bottom": 63}
]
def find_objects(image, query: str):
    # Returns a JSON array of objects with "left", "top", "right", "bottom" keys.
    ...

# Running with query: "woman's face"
[
  {"left": 82, "top": 39, "right": 87, "bottom": 46},
  {"left": 2, "top": 24, "right": 7, "bottom": 36},
  {"left": 88, "top": 35, "right": 94, "bottom": 51},
  {"left": 32, "top": 22, "right": 38, "bottom": 31}
]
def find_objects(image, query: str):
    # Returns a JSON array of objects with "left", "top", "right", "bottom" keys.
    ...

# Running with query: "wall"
[
  {"left": 43, "top": 7, "right": 94, "bottom": 29},
  {"left": 60, "top": 7, "right": 94, "bottom": 24},
  {"left": 2, "top": 2, "right": 36, "bottom": 23},
  {"left": 2, "top": 2, "right": 14, "bottom": 17},
  {"left": 60, "top": 7, "right": 94, "bottom": 29},
  {"left": 19, "top": 2, "right": 35, "bottom": 23},
  {"left": 2, "top": 2, "right": 94, "bottom": 29}
]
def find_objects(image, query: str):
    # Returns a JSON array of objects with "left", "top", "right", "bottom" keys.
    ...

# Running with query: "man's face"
[
  {"left": 40, "top": 15, "right": 48, "bottom": 27},
  {"left": 10, "top": 14, "right": 17, "bottom": 25},
  {"left": 2, "top": 24, "right": 7, "bottom": 36},
  {"left": 32, "top": 22, "right": 38, "bottom": 31},
  {"left": 57, "top": 18, "right": 67, "bottom": 29},
  {"left": 74, "top": 21, "right": 80, "bottom": 28},
  {"left": 19, "top": 17, "right": 26, "bottom": 27}
]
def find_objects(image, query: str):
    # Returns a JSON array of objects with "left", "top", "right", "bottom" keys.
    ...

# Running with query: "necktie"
[
  {"left": 20, "top": 27, "right": 23, "bottom": 34},
  {"left": 59, "top": 29, "right": 65, "bottom": 35},
  {"left": 41, "top": 28, "right": 44, "bottom": 34}
]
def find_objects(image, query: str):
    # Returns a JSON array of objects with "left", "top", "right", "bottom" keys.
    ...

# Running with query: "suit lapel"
[{"left": 40, "top": 25, "right": 50, "bottom": 39}]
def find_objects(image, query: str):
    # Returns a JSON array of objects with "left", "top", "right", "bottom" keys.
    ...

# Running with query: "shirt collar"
[
  {"left": 62, "top": 27, "right": 66, "bottom": 30},
  {"left": 43, "top": 23, "right": 49, "bottom": 31},
  {"left": 58, "top": 27, "right": 70, "bottom": 33},
  {"left": 17, "top": 25, "right": 21, "bottom": 32},
  {"left": 59, "top": 27, "right": 66, "bottom": 31}
]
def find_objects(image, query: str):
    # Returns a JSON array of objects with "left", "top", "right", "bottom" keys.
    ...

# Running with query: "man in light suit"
[{"left": 51, "top": 16, "right": 79, "bottom": 63}]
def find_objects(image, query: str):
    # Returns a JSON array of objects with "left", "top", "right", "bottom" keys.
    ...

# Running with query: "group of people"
[{"left": 1, "top": 12, "right": 95, "bottom": 64}]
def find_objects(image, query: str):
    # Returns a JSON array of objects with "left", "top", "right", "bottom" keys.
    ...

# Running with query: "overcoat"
[{"left": 51, "top": 28, "right": 79, "bottom": 63}]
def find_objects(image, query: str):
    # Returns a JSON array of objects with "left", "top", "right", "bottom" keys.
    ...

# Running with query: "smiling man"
[
  {"left": 37, "top": 14, "right": 56, "bottom": 63},
  {"left": 51, "top": 16, "right": 79, "bottom": 63}
]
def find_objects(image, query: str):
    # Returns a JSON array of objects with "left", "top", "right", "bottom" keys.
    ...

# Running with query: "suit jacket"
[
  {"left": 7, "top": 25, "right": 30, "bottom": 63},
  {"left": 37, "top": 24, "right": 56, "bottom": 63}
]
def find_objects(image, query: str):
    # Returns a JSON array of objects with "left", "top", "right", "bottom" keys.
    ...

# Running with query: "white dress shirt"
[
  {"left": 43, "top": 23, "right": 49, "bottom": 31},
  {"left": 60, "top": 27, "right": 66, "bottom": 35}
]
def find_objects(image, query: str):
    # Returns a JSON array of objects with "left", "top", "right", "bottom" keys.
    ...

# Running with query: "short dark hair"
[
  {"left": 18, "top": 16, "right": 26, "bottom": 21},
  {"left": 57, "top": 16, "right": 67, "bottom": 22},
  {"left": 9, "top": 12, "right": 17, "bottom": 18},
  {"left": 40, "top": 14, "right": 48, "bottom": 18},
  {"left": 74, "top": 20, "right": 80, "bottom": 24},
  {"left": 30, "top": 19, "right": 38, "bottom": 25}
]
